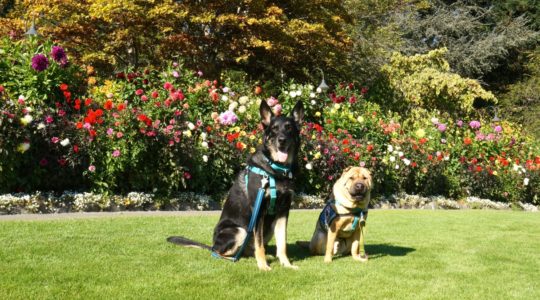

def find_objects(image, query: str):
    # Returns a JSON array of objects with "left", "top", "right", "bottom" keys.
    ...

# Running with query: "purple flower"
[
  {"left": 437, "top": 123, "right": 447, "bottom": 132},
  {"left": 494, "top": 125, "right": 502, "bottom": 133},
  {"left": 219, "top": 110, "right": 238, "bottom": 125},
  {"left": 50, "top": 46, "right": 67, "bottom": 63},
  {"left": 31, "top": 54, "right": 49, "bottom": 72},
  {"left": 469, "top": 120, "right": 481, "bottom": 129},
  {"left": 457, "top": 120, "right": 463, "bottom": 127}
]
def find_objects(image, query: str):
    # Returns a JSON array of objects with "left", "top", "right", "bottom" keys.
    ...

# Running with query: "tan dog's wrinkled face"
[{"left": 339, "top": 166, "right": 372, "bottom": 201}]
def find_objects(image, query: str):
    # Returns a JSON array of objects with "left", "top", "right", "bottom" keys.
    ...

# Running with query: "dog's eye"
[{"left": 284, "top": 124, "right": 292, "bottom": 131}]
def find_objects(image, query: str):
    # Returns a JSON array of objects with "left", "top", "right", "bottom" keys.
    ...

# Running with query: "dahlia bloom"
[
  {"left": 31, "top": 54, "right": 49, "bottom": 72},
  {"left": 219, "top": 110, "right": 238, "bottom": 125}
]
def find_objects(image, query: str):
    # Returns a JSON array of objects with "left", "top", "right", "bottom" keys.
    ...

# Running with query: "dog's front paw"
[
  {"left": 324, "top": 256, "right": 333, "bottom": 263},
  {"left": 353, "top": 253, "right": 368, "bottom": 262},
  {"left": 257, "top": 262, "right": 272, "bottom": 271}
]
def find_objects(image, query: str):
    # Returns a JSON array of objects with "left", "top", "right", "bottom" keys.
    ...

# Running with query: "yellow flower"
[
  {"left": 492, "top": 171, "right": 498, "bottom": 176},
  {"left": 17, "top": 142, "right": 30, "bottom": 153},
  {"left": 357, "top": 116, "right": 364, "bottom": 123},
  {"left": 88, "top": 77, "right": 97, "bottom": 86},
  {"left": 240, "top": 130, "right": 247, "bottom": 137},
  {"left": 182, "top": 130, "right": 192, "bottom": 138},
  {"left": 20, "top": 115, "right": 33, "bottom": 126},
  {"left": 250, "top": 147, "right": 256, "bottom": 154},
  {"left": 314, "top": 152, "right": 321, "bottom": 160},
  {"left": 415, "top": 128, "right": 426, "bottom": 138},
  {"left": 315, "top": 111, "right": 321, "bottom": 117},
  {"left": 249, "top": 135, "right": 256, "bottom": 140}
]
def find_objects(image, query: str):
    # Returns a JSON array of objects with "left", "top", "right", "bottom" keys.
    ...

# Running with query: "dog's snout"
[
  {"left": 355, "top": 182, "right": 365, "bottom": 192},
  {"left": 278, "top": 136, "right": 287, "bottom": 144}
]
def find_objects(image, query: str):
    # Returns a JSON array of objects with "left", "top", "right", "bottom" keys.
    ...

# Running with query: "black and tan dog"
[
  {"left": 168, "top": 100, "right": 304, "bottom": 271},
  {"left": 301, "top": 166, "right": 372, "bottom": 263}
]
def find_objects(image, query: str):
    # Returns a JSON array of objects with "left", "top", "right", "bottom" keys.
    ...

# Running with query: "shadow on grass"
[{"left": 267, "top": 243, "right": 415, "bottom": 262}]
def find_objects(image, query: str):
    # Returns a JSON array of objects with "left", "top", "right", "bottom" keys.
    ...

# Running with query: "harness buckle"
[{"left": 260, "top": 176, "right": 269, "bottom": 188}]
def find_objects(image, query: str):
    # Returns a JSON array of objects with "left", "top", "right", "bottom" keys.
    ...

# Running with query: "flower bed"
[{"left": 0, "top": 37, "right": 539, "bottom": 205}]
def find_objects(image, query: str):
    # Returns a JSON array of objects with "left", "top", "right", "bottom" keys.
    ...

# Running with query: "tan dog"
[{"left": 307, "top": 166, "right": 372, "bottom": 262}]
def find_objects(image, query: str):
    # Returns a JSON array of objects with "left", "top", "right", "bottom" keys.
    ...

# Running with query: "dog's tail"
[{"left": 167, "top": 236, "right": 212, "bottom": 251}]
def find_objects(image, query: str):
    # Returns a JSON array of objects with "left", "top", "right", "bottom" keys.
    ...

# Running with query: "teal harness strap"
[{"left": 334, "top": 199, "right": 367, "bottom": 232}]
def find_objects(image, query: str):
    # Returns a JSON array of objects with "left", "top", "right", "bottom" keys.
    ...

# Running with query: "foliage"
[
  {"left": 500, "top": 49, "right": 540, "bottom": 139},
  {"left": 379, "top": 48, "right": 497, "bottom": 115},
  {"left": 394, "top": 0, "right": 539, "bottom": 80},
  {"left": 0, "top": 0, "right": 352, "bottom": 82}
]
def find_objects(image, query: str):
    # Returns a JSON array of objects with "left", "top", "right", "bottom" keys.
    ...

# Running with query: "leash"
[{"left": 211, "top": 157, "right": 292, "bottom": 262}]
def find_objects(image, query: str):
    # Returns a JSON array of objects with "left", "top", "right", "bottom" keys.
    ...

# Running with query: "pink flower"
[
  {"left": 184, "top": 171, "right": 192, "bottom": 179},
  {"left": 116, "top": 132, "right": 123, "bottom": 138},
  {"left": 39, "top": 158, "right": 48, "bottom": 166},
  {"left": 272, "top": 104, "right": 282, "bottom": 115},
  {"left": 88, "top": 165, "right": 96, "bottom": 172},
  {"left": 51, "top": 137, "right": 60, "bottom": 143},
  {"left": 107, "top": 128, "right": 114, "bottom": 136},
  {"left": 151, "top": 90, "right": 159, "bottom": 98},
  {"left": 141, "top": 95, "right": 148, "bottom": 102},
  {"left": 45, "top": 115, "right": 54, "bottom": 124},
  {"left": 112, "top": 150, "right": 121, "bottom": 157},
  {"left": 58, "top": 109, "right": 66, "bottom": 117},
  {"left": 437, "top": 123, "right": 447, "bottom": 132},
  {"left": 494, "top": 125, "right": 502, "bottom": 133},
  {"left": 135, "top": 89, "right": 144, "bottom": 96},
  {"left": 197, "top": 71, "right": 203, "bottom": 77},
  {"left": 83, "top": 123, "right": 92, "bottom": 129},
  {"left": 163, "top": 82, "right": 173, "bottom": 90},
  {"left": 172, "top": 71, "right": 180, "bottom": 78},
  {"left": 360, "top": 161, "right": 366, "bottom": 167},
  {"left": 267, "top": 96, "right": 279, "bottom": 107},
  {"left": 469, "top": 120, "right": 481, "bottom": 129}
]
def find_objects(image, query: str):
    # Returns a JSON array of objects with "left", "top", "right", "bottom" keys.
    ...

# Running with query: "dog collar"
[{"left": 263, "top": 155, "right": 293, "bottom": 179}]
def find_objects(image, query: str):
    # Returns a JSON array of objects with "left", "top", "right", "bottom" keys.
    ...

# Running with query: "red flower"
[
  {"left": 227, "top": 132, "right": 240, "bottom": 143},
  {"left": 411, "top": 162, "right": 417, "bottom": 168},
  {"left": 89, "top": 129, "right": 96, "bottom": 137},
  {"left": 60, "top": 83, "right": 69, "bottom": 91},
  {"left": 73, "top": 145, "right": 79, "bottom": 153},
  {"left": 74, "top": 98, "right": 81, "bottom": 110},
  {"left": 342, "top": 139, "right": 349, "bottom": 145},
  {"left": 104, "top": 100, "right": 113, "bottom": 110},
  {"left": 343, "top": 147, "right": 350, "bottom": 153},
  {"left": 475, "top": 165, "right": 482, "bottom": 172},
  {"left": 84, "top": 98, "right": 92, "bottom": 106},
  {"left": 235, "top": 142, "right": 245, "bottom": 151},
  {"left": 117, "top": 103, "right": 126, "bottom": 111},
  {"left": 427, "top": 154, "right": 433, "bottom": 161},
  {"left": 151, "top": 90, "right": 159, "bottom": 98},
  {"left": 366, "top": 144, "right": 374, "bottom": 152}
]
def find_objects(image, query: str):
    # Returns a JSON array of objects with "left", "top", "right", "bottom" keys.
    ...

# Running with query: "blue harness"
[
  {"left": 211, "top": 157, "right": 292, "bottom": 262},
  {"left": 318, "top": 199, "right": 367, "bottom": 233}
]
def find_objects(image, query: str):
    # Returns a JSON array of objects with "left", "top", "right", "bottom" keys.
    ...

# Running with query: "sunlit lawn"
[{"left": 1, "top": 210, "right": 539, "bottom": 299}]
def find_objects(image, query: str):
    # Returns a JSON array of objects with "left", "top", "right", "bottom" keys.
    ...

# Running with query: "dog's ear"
[
  {"left": 342, "top": 166, "right": 353, "bottom": 176},
  {"left": 260, "top": 100, "right": 273, "bottom": 127},
  {"left": 291, "top": 101, "right": 304, "bottom": 126}
]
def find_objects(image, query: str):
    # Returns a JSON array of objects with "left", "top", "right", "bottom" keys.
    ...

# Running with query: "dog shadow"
[{"left": 267, "top": 243, "right": 415, "bottom": 262}]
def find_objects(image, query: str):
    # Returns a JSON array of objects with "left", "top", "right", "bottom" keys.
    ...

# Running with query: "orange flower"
[{"left": 463, "top": 137, "right": 472, "bottom": 145}]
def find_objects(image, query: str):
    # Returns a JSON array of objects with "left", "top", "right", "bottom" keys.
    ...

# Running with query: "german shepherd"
[{"left": 168, "top": 100, "right": 304, "bottom": 271}]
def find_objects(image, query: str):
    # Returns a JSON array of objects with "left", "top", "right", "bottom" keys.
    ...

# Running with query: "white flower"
[
  {"left": 310, "top": 100, "right": 316, "bottom": 106},
  {"left": 444, "top": 156, "right": 450, "bottom": 161},
  {"left": 222, "top": 87, "right": 230, "bottom": 93},
  {"left": 296, "top": 90, "right": 302, "bottom": 96},
  {"left": 357, "top": 116, "right": 364, "bottom": 123},
  {"left": 238, "top": 105, "right": 246, "bottom": 113},
  {"left": 398, "top": 151, "right": 404, "bottom": 157},
  {"left": 221, "top": 95, "right": 229, "bottom": 102},
  {"left": 228, "top": 102, "right": 238, "bottom": 111},
  {"left": 289, "top": 91, "right": 297, "bottom": 98},
  {"left": 60, "top": 138, "right": 70, "bottom": 147},
  {"left": 187, "top": 122, "right": 195, "bottom": 130},
  {"left": 20, "top": 115, "right": 33, "bottom": 126},
  {"left": 389, "top": 156, "right": 396, "bottom": 162},
  {"left": 334, "top": 104, "right": 341, "bottom": 110},
  {"left": 201, "top": 132, "right": 207, "bottom": 140},
  {"left": 37, "top": 123, "right": 46, "bottom": 130},
  {"left": 183, "top": 130, "right": 192, "bottom": 138},
  {"left": 395, "top": 164, "right": 400, "bottom": 170},
  {"left": 387, "top": 145, "right": 394, "bottom": 152},
  {"left": 310, "top": 92, "right": 316, "bottom": 98},
  {"left": 307, "top": 84, "right": 314, "bottom": 90},
  {"left": 18, "top": 95, "right": 26, "bottom": 102},
  {"left": 524, "top": 178, "right": 529, "bottom": 186},
  {"left": 202, "top": 155, "right": 208, "bottom": 162},
  {"left": 25, "top": 107, "right": 33, "bottom": 113},
  {"left": 403, "top": 158, "right": 411, "bottom": 166},
  {"left": 306, "top": 163, "right": 313, "bottom": 170},
  {"left": 316, "top": 87, "right": 322, "bottom": 93},
  {"left": 431, "top": 117, "right": 439, "bottom": 124},
  {"left": 238, "top": 96, "right": 249, "bottom": 105},
  {"left": 17, "top": 142, "right": 30, "bottom": 153},
  {"left": 201, "top": 141, "right": 208, "bottom": 148}
]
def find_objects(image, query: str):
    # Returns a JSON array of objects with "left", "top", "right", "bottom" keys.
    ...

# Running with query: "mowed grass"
[{"left": 1, "top": 210, "right": 539, "bottom": 299}]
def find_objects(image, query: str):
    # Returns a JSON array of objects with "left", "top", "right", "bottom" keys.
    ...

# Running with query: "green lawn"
[{"left": 1, "top": 210, "right": 539, "bottom": 299}]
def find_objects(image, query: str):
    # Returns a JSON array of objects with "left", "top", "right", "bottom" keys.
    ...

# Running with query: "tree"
[{"left": 0, "top": 0, "right": 352, "bottom": 82}]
